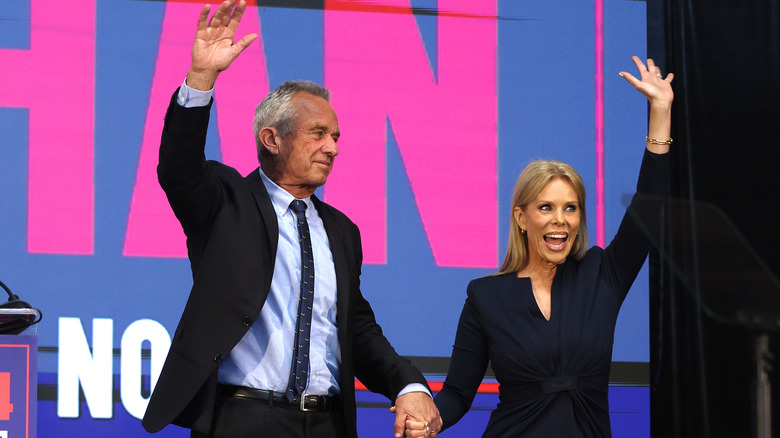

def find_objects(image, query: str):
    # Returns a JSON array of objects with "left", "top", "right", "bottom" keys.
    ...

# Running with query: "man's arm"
[
  {"left": 351, "top": 292, "right": 442, "bottom": 437},
  {"left": 347, "top": 266, "right": 442, "bottom": 437}
]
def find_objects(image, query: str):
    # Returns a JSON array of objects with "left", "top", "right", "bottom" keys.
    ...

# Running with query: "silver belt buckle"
[{"left": 299, "top": 394, "right": 317, "bottom": 412}]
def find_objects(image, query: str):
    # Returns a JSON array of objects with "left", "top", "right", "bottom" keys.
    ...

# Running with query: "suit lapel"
[
  {"left": 312, "top": 195, "right": 350, "bottom": 332},
  {"left": 246, "top": 168, "right": 279, "bottom": 264}
]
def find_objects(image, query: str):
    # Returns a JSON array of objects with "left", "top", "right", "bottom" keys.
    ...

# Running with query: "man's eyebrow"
[{"left": 307, "top": 123, "right": 336, "bottom": 132}]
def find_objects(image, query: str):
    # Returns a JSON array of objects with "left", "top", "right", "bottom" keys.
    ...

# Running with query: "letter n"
[{"left": 324, "top": 0, "right": 498, "bottom": 267}]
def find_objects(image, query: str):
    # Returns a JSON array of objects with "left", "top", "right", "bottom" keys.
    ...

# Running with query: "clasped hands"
[{"left": 391, "top": 392, "right": 443, "bottom": 437}]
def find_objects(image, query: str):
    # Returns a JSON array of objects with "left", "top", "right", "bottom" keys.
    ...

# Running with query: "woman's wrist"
[{"left": 648, "top": 100, "right": 673, "bottom": 114}]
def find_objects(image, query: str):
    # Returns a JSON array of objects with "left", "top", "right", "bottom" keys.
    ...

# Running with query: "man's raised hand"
[{"left": 187, "top": 0, "right": 258, "bottom": 91}]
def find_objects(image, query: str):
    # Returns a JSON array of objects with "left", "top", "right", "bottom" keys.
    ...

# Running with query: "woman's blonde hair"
[{"left": 494, "top": 160, "right": 589, "bottom": 275}]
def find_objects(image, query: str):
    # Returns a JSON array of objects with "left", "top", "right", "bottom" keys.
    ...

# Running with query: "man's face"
[{"left": 275, "top": 92, "right": 340, "bottom": 194}]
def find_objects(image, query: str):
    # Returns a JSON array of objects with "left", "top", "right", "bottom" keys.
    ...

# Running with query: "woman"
[{"left": 407, "top": 56, "right": 673, "bottom": 437}]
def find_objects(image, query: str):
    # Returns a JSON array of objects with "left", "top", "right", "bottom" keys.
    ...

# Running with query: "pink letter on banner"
[
  {"left": 123, "top": 2, "right": 268, "bottom": 258},
  {"left": 0, "top": 0, "right": 95, "bottom": 255},
  {"left": 324, "top": 0, "right": 498, "bottom": 267}
]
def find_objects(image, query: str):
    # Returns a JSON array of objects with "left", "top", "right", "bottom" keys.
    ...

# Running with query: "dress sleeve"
[
  {"left": 434, "top": 281, "right": 490, "bottom": 430},
  {"left": 602, "top": 149, "right": 670, "bottom": 299}
]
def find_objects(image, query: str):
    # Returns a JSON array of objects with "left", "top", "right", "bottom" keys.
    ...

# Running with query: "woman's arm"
[
  {"left": 432, "top": 284, "right": 490, "bottom": 431},
  {"left": 602, "top": 57, "right": 674, "bottom": 297}
]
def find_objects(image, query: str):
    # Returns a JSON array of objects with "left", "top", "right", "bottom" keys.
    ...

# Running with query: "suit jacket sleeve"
[
  {"left": 351, "top": 266, "right": 429, "bottom": 402},
  {"left": 156, "top": 88, "right": 226, "bottom": 236},
  {"left": 319, "top": 201, "right": 429, "bottom": 403}
]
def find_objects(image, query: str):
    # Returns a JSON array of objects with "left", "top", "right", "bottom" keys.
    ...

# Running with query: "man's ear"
[{"left": 258, "top": 127, "right": 280, "bottom": 155}]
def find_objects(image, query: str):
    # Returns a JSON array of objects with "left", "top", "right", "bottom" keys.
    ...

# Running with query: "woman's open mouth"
[{"left": 544, "top": 232, "right": 569, "bottom": 251}]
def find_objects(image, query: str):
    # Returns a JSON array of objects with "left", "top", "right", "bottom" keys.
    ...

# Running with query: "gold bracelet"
[{"left": 645, "top": 136, "right": 673, "bottom": 145}]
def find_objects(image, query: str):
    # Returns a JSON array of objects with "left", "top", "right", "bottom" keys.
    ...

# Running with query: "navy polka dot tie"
[{"left": 286, "top": 200, "right": 314, "bottom": 402}]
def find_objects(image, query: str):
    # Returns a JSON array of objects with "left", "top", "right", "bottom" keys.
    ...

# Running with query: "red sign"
[{"left": 0, "top": 335, "right": 38, "bottom": 438}]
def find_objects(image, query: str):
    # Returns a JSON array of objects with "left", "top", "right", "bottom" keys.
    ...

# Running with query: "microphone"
[
  {"left": 0, "top": 280, "right": 43, "bottom": 334},
  {"left": 2, "top": 279, "right": 27, "bottom": 305}
]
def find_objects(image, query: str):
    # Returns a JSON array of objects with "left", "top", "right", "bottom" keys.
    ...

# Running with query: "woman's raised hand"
[{"left": 619, "top": 56, "right": 674, "bottom": 107}]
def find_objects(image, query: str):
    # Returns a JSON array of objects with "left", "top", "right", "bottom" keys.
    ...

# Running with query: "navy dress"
[{"left": 434, "top": 150, "right": 668, "bottom": 437}]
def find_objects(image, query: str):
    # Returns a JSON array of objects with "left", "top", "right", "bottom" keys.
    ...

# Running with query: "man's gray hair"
[{"left": 254, "top": 80, "right": 331, "bottom": 140}]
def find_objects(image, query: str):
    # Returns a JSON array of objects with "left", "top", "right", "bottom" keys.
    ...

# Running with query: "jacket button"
[
  {"left": 242, "top": 316, "right": 252, "bottom": 327},
  {"left": 214, "top": 353, "right": 224, "bottom": 363}
]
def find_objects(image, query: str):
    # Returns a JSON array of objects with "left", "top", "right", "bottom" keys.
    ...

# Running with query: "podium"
[
  {"left": 626, "top": 195, "right": 780, "bottom": 438},
  {"left": 0, "top": 309, "right": 39, "bottom": 438},
  {"left": 0, "top": 309, "right": 41, "bottom": 336}
]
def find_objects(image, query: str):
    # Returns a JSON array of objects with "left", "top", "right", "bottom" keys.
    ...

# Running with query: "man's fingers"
[
  {"left": 196, "top": 4, "right": 211, "bottom": 32},
  {"left": 234, "top": 33, "right": 259, "bottom": 53},
  {"left": 207, "top": 1, "right": 226, "bottom": 27},
  {"left": 227, "top": 0, "right": 249, "bottom": 33},
  {"left": 393, "top": 413, "right": 406, "bottom": 438},
  {"left": 210, "top": 0, "right": 239, "bottom": 28}
]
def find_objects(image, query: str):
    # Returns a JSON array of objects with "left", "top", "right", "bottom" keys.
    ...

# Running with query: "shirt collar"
[{"left": 258, "top": 168, "right": 313, "bottom": 216}]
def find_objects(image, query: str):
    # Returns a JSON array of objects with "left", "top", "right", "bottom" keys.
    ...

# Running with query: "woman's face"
[{"left": 514, "top": 178, "right": 581, "bottom": 267}]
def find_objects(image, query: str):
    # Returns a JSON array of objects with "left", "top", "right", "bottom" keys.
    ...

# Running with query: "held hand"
[
  {"left": 187, "top": 0, "right": 258, "bottom": 90},
  {"left": 390, "top": 392, "right": 442, "bottom": 437},
  {"left": 402, "top": 417, "right": 433, "bottom": 437},
  {"left": 619, "top": 56, "right": 674, "bottom": 109}
]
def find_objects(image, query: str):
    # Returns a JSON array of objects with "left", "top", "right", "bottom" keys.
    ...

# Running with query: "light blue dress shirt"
[
  {"left": 219, "top": 171, "right": 341, "bottom": 395},
  {"left": 176, "top": 80, "right": 430, "bottom": 398}
]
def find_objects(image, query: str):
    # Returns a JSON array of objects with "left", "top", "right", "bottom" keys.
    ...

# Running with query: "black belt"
[{"left": 218, "top": 384, "right": 333, "bottom": 412}]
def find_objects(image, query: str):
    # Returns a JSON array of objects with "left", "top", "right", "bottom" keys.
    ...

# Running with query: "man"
[{"left": 140, "top": 1, "right": 441, "bottom": 437}]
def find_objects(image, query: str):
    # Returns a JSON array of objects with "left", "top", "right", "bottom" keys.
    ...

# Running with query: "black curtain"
[{"left": 648, "top": 0, "right": 780, "bottom": 437}]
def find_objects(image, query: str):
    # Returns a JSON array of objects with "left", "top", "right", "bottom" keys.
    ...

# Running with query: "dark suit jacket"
[{"left": 141, "top": 90, "right": 427, "bottom": 437}]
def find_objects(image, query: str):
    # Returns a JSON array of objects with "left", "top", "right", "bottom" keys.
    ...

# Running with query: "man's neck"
[{"left": 259, "top": 166, "right": 316, "bottom": 199}]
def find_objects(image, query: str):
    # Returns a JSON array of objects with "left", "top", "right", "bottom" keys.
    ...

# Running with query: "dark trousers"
[{"left": 190, "top": 393, "right": 347, "bottom": 438}]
